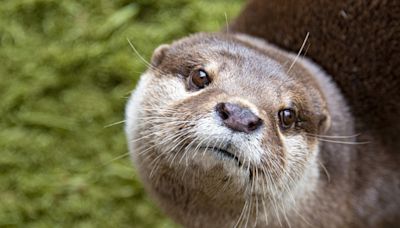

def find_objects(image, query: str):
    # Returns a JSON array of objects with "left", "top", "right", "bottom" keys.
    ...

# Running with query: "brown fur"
[
  {"left": 126, "top": 32, "right": 400, "bottom": 227},
  {"left": 230, "top": 0, "right": 400, "bottom": 152},
  {"left": 126, "top": 2, "right": 400, "bottom": 227},
  {"left": 228, "top": 1, "right": 400, "bottom": 226}
]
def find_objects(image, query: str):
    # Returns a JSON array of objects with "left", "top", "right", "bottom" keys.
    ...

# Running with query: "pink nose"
[{"left": 215, "top": 102, "right": 263, "bottom": 133}]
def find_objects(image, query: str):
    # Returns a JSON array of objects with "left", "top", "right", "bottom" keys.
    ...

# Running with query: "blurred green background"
[{"left": 0, "top": 0, "right": 243, "bottom": 227}]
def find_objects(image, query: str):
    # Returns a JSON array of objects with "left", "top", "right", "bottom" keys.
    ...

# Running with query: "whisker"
[
  {"left": 97, "top": 152, "right": 131, "bottom": 168},
  {"left": 302, "top": 42, "right": 311, "bottom": 58},
  {"left": 306, "top": 133, "right": 361, "bottom": 139},
  {"left": 126, "top": 38, "right": 168, "bottom": 76},
  {"left": 127, "top": 38, "right": 153, "bottom": 68},
  {"left": 149, "top": 155, "right": 163, "bottom": 179},
  {"left": 104, "top": 120, "right": 126, "bottom": 128},
  {"left": 287, "top": 32, "right": 310, "bottom": 74},
  {"left": 314, "top": 137, "right": 370, "bottom": 145},
  {"left": 318, "top": 160, "right": 331, "bottom": 182},
  {"left": 224, "top": 12, "right": 229, "bottom": 33}
]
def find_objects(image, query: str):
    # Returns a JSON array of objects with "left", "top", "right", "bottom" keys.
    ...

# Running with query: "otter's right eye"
[{"left": 189, "top": 69, "right": 210, "bottom": 90}]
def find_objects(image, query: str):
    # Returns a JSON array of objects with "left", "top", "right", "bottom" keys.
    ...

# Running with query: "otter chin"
[{"left": 125, "top": 33, "right": 374, "bottom": 227}]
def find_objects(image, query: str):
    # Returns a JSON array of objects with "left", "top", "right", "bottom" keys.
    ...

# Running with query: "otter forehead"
[
  {"left": 161, "top": 33, "right": 286, "bottom": 79},
  {"left": 156, "top": 33, "right": 315, "bottom": 111}
]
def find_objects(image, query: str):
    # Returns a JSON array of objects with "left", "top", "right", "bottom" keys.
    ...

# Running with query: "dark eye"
[
  {"left": 189, "top": 69, "right": 210, "bottom": 90},
  {"left": 279, "top": 109, "right": 296, "bottom": 129}
]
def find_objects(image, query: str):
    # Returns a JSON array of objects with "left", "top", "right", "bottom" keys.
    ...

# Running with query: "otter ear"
[
  {"left": 318, "top": 110, "right": 331, "bottom": 134},
  {"left": 151, "top": 44, "right": 170, "bottom": 67}
]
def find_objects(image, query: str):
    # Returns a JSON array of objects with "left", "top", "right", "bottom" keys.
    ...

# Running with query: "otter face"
[{"left": 125, "top": 33, "right": 329, "bottom": 209}]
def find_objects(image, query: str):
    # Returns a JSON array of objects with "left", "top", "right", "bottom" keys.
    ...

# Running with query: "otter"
[{"left": 125, "top": 2, "right": 400, "bottom": 228}]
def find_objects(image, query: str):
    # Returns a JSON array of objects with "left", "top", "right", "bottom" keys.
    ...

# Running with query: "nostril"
[
  {"left": 248, "top": 122, "right": 256, "bottom": 130},
  {"left": 216, "top": 103, "right": 230, "bottom": 120},
  {"left": 220, "top": 110, "right": 229, "bottom": 120},
  {"left": 247, "top": 118, "right": 262, "bottom": 131}
]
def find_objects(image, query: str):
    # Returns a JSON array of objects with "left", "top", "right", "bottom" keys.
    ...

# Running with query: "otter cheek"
[
  {"left": 150, "top": 77, "right": 189, "bottom": 104},
  {"left": 282, "top": 135, "right": 310, "bottom": 169}
]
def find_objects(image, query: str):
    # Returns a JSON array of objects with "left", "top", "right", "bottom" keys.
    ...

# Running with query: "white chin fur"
[{"left": 282, "top": 135, "right": 319, "bottom": 197}]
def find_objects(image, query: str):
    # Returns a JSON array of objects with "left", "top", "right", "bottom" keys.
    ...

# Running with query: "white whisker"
[
  {"left": 287, "top": 32, "right": 310, "bottom": 74},
  {"left": 104, "top": 120, "right": 126, "bottom": 128}
]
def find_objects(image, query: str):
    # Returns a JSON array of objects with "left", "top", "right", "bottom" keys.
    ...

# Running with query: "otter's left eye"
[
  {"left": 279, "top": 109, "right": 296, "bottom": 129},
  {"left": 189, "top": 69, "right": 210, "bottom": 90}
]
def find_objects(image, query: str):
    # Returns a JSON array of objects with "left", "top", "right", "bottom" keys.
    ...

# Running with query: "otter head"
[{"left": 125, "top": 33, "right": 331, "bottom": 226}]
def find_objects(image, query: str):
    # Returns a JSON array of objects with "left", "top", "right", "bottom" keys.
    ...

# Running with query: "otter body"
[{"left": 125, "top": 2, "right": 400, "bottom": 227}]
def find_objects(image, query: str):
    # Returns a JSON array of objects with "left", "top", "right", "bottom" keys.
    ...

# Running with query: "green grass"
[{"left": 0, "top": 0, "right": 243, "bottom": 227}]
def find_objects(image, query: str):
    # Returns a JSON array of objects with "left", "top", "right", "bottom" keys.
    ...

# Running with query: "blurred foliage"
[{"left": 0, "top": 0, "right": 243, "bottom": 227}]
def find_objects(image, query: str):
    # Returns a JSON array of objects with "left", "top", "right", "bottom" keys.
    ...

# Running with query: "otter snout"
[{"left": 215, "top": 102, "right": 263, "bottom": 133}]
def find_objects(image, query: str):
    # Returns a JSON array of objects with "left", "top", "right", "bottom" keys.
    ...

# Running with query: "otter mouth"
[{"left": 199, "top": 146, "right": 242, "bottom": 167}]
